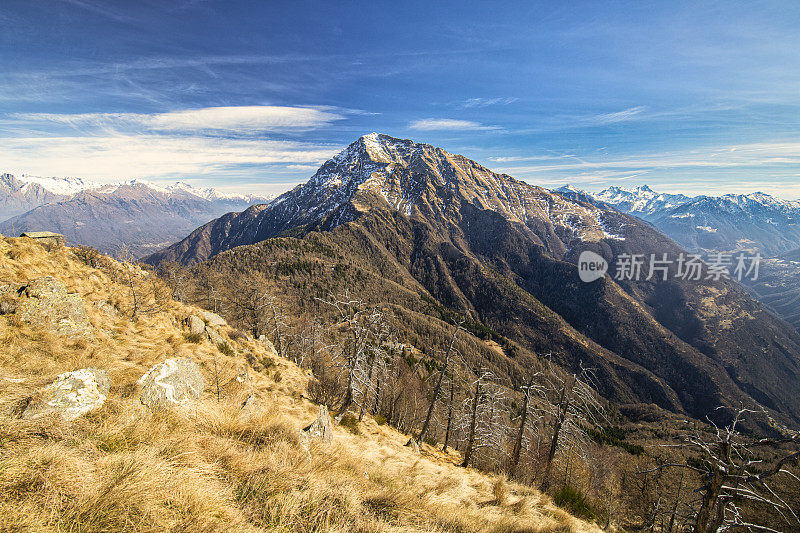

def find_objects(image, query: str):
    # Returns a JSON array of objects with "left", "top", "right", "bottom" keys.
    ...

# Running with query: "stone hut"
[{"left": 20, "top": 231, "right": 65, "bottom": 247}]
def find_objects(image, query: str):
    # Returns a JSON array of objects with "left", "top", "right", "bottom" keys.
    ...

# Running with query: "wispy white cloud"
[
  {"left": 494, "top": 142, "right": 800, "bottom": 199},
  {"left": 56, "top": 0, "right": 139, "bottom": 24},
  {"left": 285, "top": 164, "right": 320, "bottom": 171},
  {"left": 13, "top": 105, "right": 345, "bottom": 134},
  {"left": 592, "top": 106, "right": 648, "bottom": 124},
  {"left": 490, "top": 154, "right": 577, "bottom": 163},
  {"left": 0, "top": 135, "right": 340, "bottom": 182},
  {"left": 408, "top": 118, "right": 500, "bottom": 131},
  {"left": 461, "top": 97, "right": 518, "bottom": 109},
  {"left": 495, "top": 142, "right": 800, "bottom": 174}
]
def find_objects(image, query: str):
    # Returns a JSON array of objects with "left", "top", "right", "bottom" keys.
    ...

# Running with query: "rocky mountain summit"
[
  {"left": 148, "top": 133, "right": 625, "bottom": 265},
  {"left": 0, "top": 173, "right": 71, "bottom": 221}
]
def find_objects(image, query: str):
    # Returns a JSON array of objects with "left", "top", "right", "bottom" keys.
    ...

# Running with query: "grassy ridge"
[{"left": 0, "top": 236, "right": 597, "bottom": 533}]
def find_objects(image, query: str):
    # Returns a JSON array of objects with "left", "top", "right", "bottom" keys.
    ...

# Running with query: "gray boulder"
[
  {"left": 22, "top": 368, "right": 111, "bottom": 421},
  {"left": 258, "top": 334, "right": 278, "bottom": 356},
  {"left": 187, "top": 315, "right": 205, "bottom": 335},
  {"left": 93, "top": 300, "right": 118, "bottom": 317},
  {"left": 24, "top": 277, "right": 67, "bottom": 298},
  {"left": 300, "top": 405, "right": 334, "bottom": 451},
  {"left": 17, "top": 277, "right": 92, "bottom": 337},
  {"left": 206, "top": 325, "right": 226, "bottom": 347},
  {"left": 138, "top": 358, "right": 204, "bottom": 408},
  {"left": 200, "top": 310, "right": 226, "bottom": 327}
]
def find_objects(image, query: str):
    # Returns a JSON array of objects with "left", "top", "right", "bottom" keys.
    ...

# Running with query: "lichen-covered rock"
[
  {"left": 0, "top": 293, "right": 17, "bottom": 315},
  {"left": 22, "top": 368, "right": 111, "bottom": 421},
  {"left": 93, "top": 300, "right": 119, "bottom": 317},
  {"left": 206, "top": 326, "right": 225, "bottom": 346},
  {"left": 238, "top": 393, "right": 260, "bottom": 419},
  {"left": 258, "top": 335, "right": 278, "bottom": 356},
  {"left": 24, "top": 276, "right": 67, "bottom": 298},
  {"left": 138, "top": 358, "right": 204, "bottom": 408},
  {"left": 17, "top": 277, "right": 92, "bottom": 337},
  {"left": 200, "top": 310, "right": 226, "bottom": 327},
  {"left": 188, "top": 315, "right": 205, "bottom": 335},
  {"left": 300, "top": 405, "right": 333, "bottom": 451}
]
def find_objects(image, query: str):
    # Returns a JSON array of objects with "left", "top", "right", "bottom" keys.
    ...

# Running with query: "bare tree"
[
  {"left": 442, "top": 366, "right": 457, "bottom": 452},
  {"left": 221, "top": 272, "right": 273, "bottom": 337},
  {"left": 473, "top": 379, "right": 509, "bottom": 468},
  {"left": 113, "top": 244, "right": 171, "bottom": 319},
  {"left": 460, "top": 367, "right": 494, "bottom": 468},
  {"left": 318, "top": 291, "right": 394, "bottom": 416},
  {"left": 412, "top": 321, "right": 462, "bottom": 447},
  {"left": 194, "top": 262, "right": 223, "bottom": 312},
  {"left": 645, "top": 408, "right": 799, "bottom": 533},
  {"left": 158, "top": 261, "right": 190, "bottom": 303},
  {"left": 509, "top": 371, "right": 543, "bottom": 478},
  {"left": 537, "top": 359, "right": 605, "bottom": 491},
  {"left": 267, "top": 296, "right": 288, "bottom": 358}
]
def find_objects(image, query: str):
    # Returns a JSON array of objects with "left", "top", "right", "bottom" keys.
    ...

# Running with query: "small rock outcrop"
[
  {"left": 0, "top": 283, "right": 21, "bottom": 315},
  {"left": 92, "top": 300, "right": 118, "bottom": 317},
  {"left": 22, "top": 368, "right": 111, "bottom": 421},
  {"left": 200, "top": 310, "right": 226, "bottom": 327},
  {"left": 187, "top": 315, "right": 205, "bottom": 335},
  {"left": 300, "top": 405, "right": 333, "bottom": 451},
  {"left": 16, "top": 277, "right": 92, "bottom": 337},
  {"left": 258, "top": 335, "right": 278, "bottom": 356},
  {"left": 138, "top": 358, "right": 204, "bottom": 408},
  {"left": 206, "top": 326, "right": 228, "bottom": 348},
  {"left": 238, "top": 393, "right": 260, "bottom": 419}
]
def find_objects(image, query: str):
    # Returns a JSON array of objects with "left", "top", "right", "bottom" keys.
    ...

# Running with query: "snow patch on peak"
[
  {"left": 18, "top": 175, "right": 103, "bottom": 196},
  {"left": 554, "top": 184, "right": 588, "bottom": 195}
]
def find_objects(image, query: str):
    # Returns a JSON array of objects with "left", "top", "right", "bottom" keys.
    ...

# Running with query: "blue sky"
[{"left": 2, "top": 0, "right": 800, "bottom": 198}]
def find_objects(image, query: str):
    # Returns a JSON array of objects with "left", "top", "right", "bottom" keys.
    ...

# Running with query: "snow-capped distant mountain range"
[
  {"left": 0, "top": 173, "right": 268, "bottom": 220},
  {"left": 0, "top": 173, "right": 271, "bottom": 257},
  {"left": 555, "top": 184, "right": 800, "bottom": 256},
  {"left": 555, "top": 184, "right": 800, "bottom": 333}
]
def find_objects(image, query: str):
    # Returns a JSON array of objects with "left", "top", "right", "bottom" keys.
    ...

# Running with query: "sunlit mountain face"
[{"left": 147, "top": 134, "right": 800, "bottom": 433}]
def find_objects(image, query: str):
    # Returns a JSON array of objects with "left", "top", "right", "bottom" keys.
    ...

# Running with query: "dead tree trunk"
[
  {"left": 667, "top": 468, "right": 684, "bottom": 533},
  {"left": 414, "top": 323, "right": 460, "bottom": 446},
  {"left": 359, "top": 353, "right": 379, "bottom": 421},
  {"left": 541, "top": 374, "right": 576, "bottom": 491},
  {"left": 460, "top": 372, "right": 484, "bottom": 468},
  {"left": 442, "top": 375, "right": 455, "bottom": 452},
  {"left": 509, "top": 376, "right": 535, "bottom": 478}
]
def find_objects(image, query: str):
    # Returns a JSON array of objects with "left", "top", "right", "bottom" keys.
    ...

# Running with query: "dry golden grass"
[{"left": 0, "top": 237, "right": 600, "bottom": 533}]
